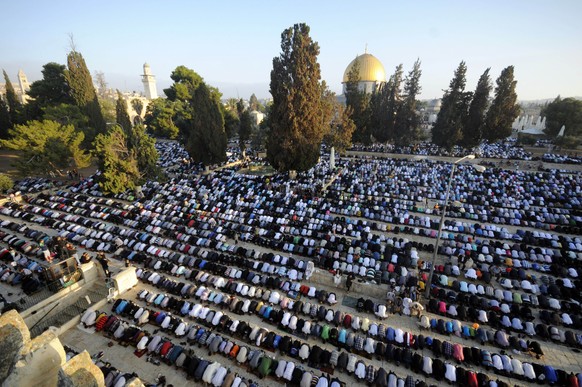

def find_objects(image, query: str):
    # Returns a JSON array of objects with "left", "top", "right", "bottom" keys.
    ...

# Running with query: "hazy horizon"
[{"left": 1, "top": 1, "right": 581, "bottom": 101}]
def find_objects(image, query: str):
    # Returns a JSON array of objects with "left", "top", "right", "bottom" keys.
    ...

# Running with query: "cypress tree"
[
  {"left": 394, "top": 59, "right": 422, "bottom": 145},
  {"left": 237, "top": 99, "right": 252, "bottom": 156},
  {"left": 344, "top": 59, "right": 371, "bottom": 144},
  {"left": 432, "top": 61, "right": 471, "bottom": 149},
  {"left": 115, "top": 90, "right": 132, "bottom": 134},
  {"left": 186, "top": 82, "right": 227, "bottom": 165},
  {"left": 267, "top": 23, "right": 325, "bottom": 172},
  {"left": 484, "top": 66, "right": 519, "bottom": 142},
  {"left": 65, "top": 50, "right": 106, "bottom": 141},
  {"left": 0, "top": 99, "right": 10, "bottom": 138},
  {"left": 369, "top": 64, "right": 403, "bottom": 143},
  {"left": 462, "top": 68, "right": 491, "bottom": 148},
  {"left": 3, "top": 70, "right": 22, "bottom": 127}
]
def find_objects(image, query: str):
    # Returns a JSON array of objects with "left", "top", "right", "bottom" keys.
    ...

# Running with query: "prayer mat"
[
  {"left": 134, "top": 348, "right": 147, "bottom": 358},
  {"left": 341, "top": 295, "right": 358, "bottom": 308}
]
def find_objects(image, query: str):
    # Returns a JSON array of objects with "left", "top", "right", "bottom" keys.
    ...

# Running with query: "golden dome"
[{"left": 342, "top": 53, "right": 386, "bottom": 83}]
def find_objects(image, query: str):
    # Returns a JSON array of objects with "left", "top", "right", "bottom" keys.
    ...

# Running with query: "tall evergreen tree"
[
  {"left": 369, "top": 64, "right": 404, "bottom": 143},
  {"left": 394, "top": 59, "right": 422, "bottom": 145},
  {"left": 186, "top": 82, "right": 227, "bottom": 165},
  {"left": 237, "top": 99, "right": 252, "bottom": 156},
  {"left": 3, "top": 70, "right": 22, "bottom": 127},
  {"left": 65, "top": 50, "right": 106, "bottom": 140},
  {"left": 432, "top": 61, "right": 471, "bottom": 149},
  {"left": 462, "top": 68, "right": 491, "bottom": 148},
  {"left": 115, "top": 90, "right": 132, "bottom": 134},
  {"left": 484, "top": 66, "right": 519, "bottom": 142},
  {"left": 344, "top": 59, "right": 371, "bottom": 144},
  {"left": 0, "top": 99, "right": 10, "bottom": 139},
  {"left": 267, "top": 23, "right": 325, "bottom": 172}
]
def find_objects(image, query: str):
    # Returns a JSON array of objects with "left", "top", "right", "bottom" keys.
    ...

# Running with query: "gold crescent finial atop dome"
[{"left": 365, "top": 43, "right": 368, "bottom": 54}]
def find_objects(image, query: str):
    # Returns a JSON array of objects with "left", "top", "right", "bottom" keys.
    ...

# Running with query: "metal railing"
[{"left": 17, "top": 268, "right": 84, "bottom": 311}]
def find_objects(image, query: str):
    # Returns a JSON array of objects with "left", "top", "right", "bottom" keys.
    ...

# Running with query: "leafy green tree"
[
  {"left": 0, "top": 174, "right": 13, "bottom": 193},
  {"left": 369, "top": 64, "right": 403, "bottom": 143},
  {"left": 267, "top": 23, "right": 326, "bottom": 172},
  {"left": 164, "top": 65, "right": 204, "bottom": 102},
  {"left": 116, "top": 90, "right": 132, "bottom": 133},
  {"left": 394, "top": 59, "right": 422, "bottom": 145},
  {"left": 432, "top": 61, "right": 471, "bottom": 149},
  {"left": 0, "top": 99, "right": 10, "bottom": 139},
  {"left": 186, "top": 82, "right": 227, "bottom": 165},
  {"left": 99, "top": 98, "right": 116, "bottom": 125},
  {"left": 322, "top": 88, "right": 355, "bottom": 153},
  {"left": 144, "top": 98, "right": 180, "bottom": 139},
  {"left": 3, "top": 70, "right": 22, "bottom": 127},
  {"left": 1, "top": 120, "right": 90, "bottom": 176},
  {"left": 93, "top": 125, "right": 139, "bottom": 195},
  {"left": 237, "top": 99, "right": 253, "bottom": 156},
  {"left": 65, "top": 50, "right": 106, "bottom": 140},
  {"left": 25, "top": 62, "right": 73, "bottom": 121},
  {"left": 43, "top": 103, "right": 89, "bottom": 129},
  {"left": 484, "top": 66, "right": 519, "bottom": 141},
  {"left": 129, "top": 124, "right": 161, "bottom": 182},
  {"left": 542, "top": 96, "right": 582, "bottom": 137},
  {"left": 344, "top": 59, "right": 372, "bottom": 144},
  {"left": 462, "top": 68, "right": 492, "bottom": 148}
]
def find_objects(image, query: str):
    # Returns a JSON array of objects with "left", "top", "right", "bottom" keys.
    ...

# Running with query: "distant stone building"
[
  {"left": 249, "top": 110, "right": 265, "bottom": 127},
  {"left": 141, "top": 63, "right": 158, "bottom": 100},
  {"left": 17, "top": 69, "right": 30, "bottom": 103}
]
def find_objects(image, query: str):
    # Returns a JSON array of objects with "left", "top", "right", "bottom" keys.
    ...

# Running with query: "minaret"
[
  {"left": 141, "top": 63, "right": 158, "bottom": 100},
  {"left": 17, "top": 69, "right": 30, "bottom": 103}
]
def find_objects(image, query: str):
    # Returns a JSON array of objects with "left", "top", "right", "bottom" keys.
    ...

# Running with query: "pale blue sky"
[{"left": 1, "top": 0, "right": 581, "bottom": 100}]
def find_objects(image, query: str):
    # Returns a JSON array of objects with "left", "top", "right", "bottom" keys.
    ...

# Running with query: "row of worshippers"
[{"left": 129, "top": 264, "right": 574, "bottom": 386}]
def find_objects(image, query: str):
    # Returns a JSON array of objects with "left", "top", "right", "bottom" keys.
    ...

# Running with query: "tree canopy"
[
  {"left": 461, "top": 68, "right": 491, "bottom": 148},
  {"left": 542, "top": 96, "right": 582, "bottom": 138},
  {"left": 267, "top": 23, "right": 326, "bottom": 172},
  {"left": 25, "top": 62, "right": 73, "bottom": 121},
  {"left": 237, "top": 99, "right": 252, "bottom": 156},
  {"left": 484, "top": 65, "right": 519, "bottom": 142},
  {"left": 144, "top": 98, "right": 180, "bottom": 139},
  {"left": 65, "top": 50, "right": 106, "bottom": 141},
  {"left": 115, "top": 90, "right": 132, "bottom": 133},
  {"left": 2, "top": 70, "right": 22, "bottom": 128},
  {"left": 93, "top": 125, "right": 140, "bottom": 195},
  {"left": 394, "top": 59, "right": 422, "bottom": 145},
  {"left": 1, "top": 120, "right": 90, "bottom": 176},
  {"left": 344, "top": 59, "right": 371, "bottom": 144},
  {"left": 185, "top": 82, "right": 227, "bottom": 165},
  {"left": 432, "top": 61, "right": 471, "bottom": 149},
  {"left": 369, "top": 64, "right": 403, "bottom": 143}
]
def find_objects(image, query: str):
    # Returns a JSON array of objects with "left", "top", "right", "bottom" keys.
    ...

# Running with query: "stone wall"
[{"left": 0, "top": 310, "right": 105, "bottom": 387}]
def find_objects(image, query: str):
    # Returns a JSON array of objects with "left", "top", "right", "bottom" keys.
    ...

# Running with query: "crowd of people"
[{"left": 1, "top": 140, "right": 582, "bottom": 386}]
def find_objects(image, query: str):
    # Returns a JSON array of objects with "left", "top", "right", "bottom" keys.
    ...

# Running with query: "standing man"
[
  {"left": 346, "top": 273, "right": 354, "bottom": 292},
  {"left": 96, "top": 252, "right": 111, "bottom": 278}
]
